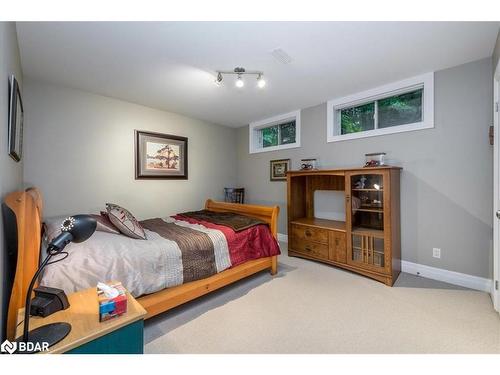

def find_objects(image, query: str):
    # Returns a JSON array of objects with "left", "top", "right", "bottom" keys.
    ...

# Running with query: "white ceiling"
[{"left": 16, "top": 22, "right": 500, "bottom": 127}]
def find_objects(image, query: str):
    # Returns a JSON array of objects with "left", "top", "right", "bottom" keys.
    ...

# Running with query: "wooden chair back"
[{"left": 224, "top": 188, "right": 245, "bottom": 204}]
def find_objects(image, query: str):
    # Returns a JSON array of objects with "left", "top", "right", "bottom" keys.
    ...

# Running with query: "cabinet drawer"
[
  {"left": 291, "top": 224, "right": 329, "bottom": 244},
  {"left": 292, "top": 238, "right": 329, "bottom": 259},
  {"left": 329, "top": 231, "right": 346, "bottom": 263}
]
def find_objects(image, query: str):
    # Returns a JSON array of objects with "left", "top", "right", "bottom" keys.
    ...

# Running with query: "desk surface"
[{"left": 16, "top": 286, "right": 147, "bottom": 354}]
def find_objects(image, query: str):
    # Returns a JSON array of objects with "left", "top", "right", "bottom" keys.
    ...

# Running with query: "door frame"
[{"left": 493, "top": 58, "right": 500, "bottom": 312}]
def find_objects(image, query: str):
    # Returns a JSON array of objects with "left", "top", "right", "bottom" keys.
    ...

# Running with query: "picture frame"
[
  {"left": 135, "top": 130, "right": 188, "bottom": 179},
  {"left": 270, "top": 159, "right": 290, "bottom": 181},
  {"left": 8, "top": 75, "right": 23, "bottom": 162}
]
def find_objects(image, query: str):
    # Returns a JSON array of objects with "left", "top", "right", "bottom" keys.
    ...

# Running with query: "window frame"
[
  {"left": 327, "top": 72, "right": 434, "bottom": 143},
  {"left": 249, "top": 110, "right": 301, "bottom": 154}
]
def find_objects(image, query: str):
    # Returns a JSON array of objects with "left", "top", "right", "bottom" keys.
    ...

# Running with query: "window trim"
[
  {"left": 327, "top": 72, "right": 434, "bottom": 143},
  {"left": 249, "top": 110, "right": 301, "bottom": 154}
]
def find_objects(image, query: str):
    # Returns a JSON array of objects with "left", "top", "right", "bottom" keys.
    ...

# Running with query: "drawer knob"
[
  {"left": 305, "top": 246, "right": 311, "bottom": 252},
  {"left": 305, "top": 230, "right": 312, "bottom": 237}
]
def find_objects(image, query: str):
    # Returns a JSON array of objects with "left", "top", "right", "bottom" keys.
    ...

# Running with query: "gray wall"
[
  {"left": 237, "top": 57, "right": 493, "bottom": 279},
  {"left": 23, "top": 80, "right": 237, "bottom": 219},
  {"left": 0, "top": 22, "right": 23, "bottom": 340}
]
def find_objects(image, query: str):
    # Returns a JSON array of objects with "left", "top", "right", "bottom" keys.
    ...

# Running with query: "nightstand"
[{"left": 16, "top": 285, "right": 147, "bottom": 354}]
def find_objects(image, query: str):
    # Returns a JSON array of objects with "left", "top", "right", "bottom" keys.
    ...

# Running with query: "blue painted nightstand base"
[{"left": 66, "top": 320, "right": 144, "bottom": 354}]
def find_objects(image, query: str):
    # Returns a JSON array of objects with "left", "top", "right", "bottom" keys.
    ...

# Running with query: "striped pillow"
[{"left": 105, "top": 203, "right": 146, "bottom": 240}]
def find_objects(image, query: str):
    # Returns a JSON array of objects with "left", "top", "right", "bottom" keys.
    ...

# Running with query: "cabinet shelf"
[
  {"left": 355, "top": 208, "right": 384, "bottom": 213},
  {"left": 352, "top": 188, "right": 384, "bottom": 192},
  {"left": 291, "top": 217, "right": 346, "bottom": 232}
]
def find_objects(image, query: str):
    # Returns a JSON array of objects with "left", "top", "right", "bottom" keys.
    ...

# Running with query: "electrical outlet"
[{"left": 433, "top": 248, "right": 441, "bottom": 259}]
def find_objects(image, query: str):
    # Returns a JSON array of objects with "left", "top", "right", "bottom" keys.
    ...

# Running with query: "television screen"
[{"left": 314, "top": 190, "right": 346, "bottom": 222}]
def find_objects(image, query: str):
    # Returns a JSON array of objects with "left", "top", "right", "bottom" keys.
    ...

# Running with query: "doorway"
[{"left": 493, "top": 59, "right": 500, "bottom": 312}]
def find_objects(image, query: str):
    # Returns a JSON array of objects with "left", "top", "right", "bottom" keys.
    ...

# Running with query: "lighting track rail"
[{"left": 215, "top": 67, "right": 266, "bottom": 89}]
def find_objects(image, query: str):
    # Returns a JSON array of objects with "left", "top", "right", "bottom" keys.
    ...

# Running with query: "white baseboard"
[
  {"left": 401, "top": 260, "right": 492, "bottom": 293},
  {"left": 277, "top": 233, "right": 288, "bottom": 243},
  {"left": 276, "top": 235, "right": 491, "bottom": 293}
]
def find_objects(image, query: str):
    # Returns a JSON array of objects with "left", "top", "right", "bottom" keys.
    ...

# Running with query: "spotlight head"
[
  {"left": 49, "top": 214, "right": 97, "bottom": 251},
  {"left": 214, "top": 72, "right": 223, "bottom": 86},
  {"left": 235, "top": 75, "right": 244, "bottom": 88},
  {"left": 61, "top": 214, "right": 97, "bottom": 243},
  {"left": 257, "top": 74, "right": 266, "bottom": 88}
]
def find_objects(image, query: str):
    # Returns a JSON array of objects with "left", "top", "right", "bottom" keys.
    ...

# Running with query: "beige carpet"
[{"left": 144, "top": 243, "right": 500, "bottom": 353}]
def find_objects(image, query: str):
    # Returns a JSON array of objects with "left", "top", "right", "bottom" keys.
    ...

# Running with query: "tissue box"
[{"left": 97, "top": 282, "right": 128, "bottom": 322}]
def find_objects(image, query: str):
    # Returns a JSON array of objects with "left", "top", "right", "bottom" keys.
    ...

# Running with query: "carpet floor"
[{"left": 144, "top": 243, "right": 500, "bottom": 353}]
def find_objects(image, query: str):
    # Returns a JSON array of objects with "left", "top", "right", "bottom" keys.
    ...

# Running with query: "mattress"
[{"left": 40, "top": 216, "right": 280, "bottom": 297}]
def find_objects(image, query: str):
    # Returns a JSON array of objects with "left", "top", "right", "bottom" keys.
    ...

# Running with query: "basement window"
[
  {"left": 249, "top": 110, "right": 301, "bottom": 153},
  {"left": 327, "top": 72, "right": 434, "bottom": 142}
]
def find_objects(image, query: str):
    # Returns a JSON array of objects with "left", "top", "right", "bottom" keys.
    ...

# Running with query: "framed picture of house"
[
  {"left": 135, "top": 130, "right": 188, "bottom": 179},
  {"left": 270, "top": 159, "right": 290, "bottom": 181},
  {"left": 8, "top": 74, "right": 23, "bottom": 162}
]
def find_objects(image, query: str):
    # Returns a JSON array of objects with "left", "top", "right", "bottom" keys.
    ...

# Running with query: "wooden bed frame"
[{"left": 3, "top": 188, "right": 279, "bottom": 340}]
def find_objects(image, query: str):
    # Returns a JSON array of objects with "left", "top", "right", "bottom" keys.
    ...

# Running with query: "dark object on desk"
[
  {"left": 16, "top": 214, "right": 96, "bottom": 352},
  {"left": 30, "top": 286, "right": 70, "bottom": 318},
  {"left": 224, "top": 187, "right": 245, "bottom": 204}
]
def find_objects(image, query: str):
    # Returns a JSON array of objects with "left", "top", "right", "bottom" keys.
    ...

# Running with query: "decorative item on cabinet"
[
  {"left": 364, "top": 152, "right": 386, "bottom": 167},
  {"left": 300, "top": 158, "right": 318, "bottom": 171}
]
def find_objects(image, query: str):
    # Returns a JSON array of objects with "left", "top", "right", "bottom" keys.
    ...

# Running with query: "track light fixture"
[
  {"left": 257, "top": 74, "right": 266, "bottom": 88},
  {"left": 235, "top": 74, "right": 244, "bottom": 88},
  {"left": 214, "top": 67, "right": 266, "bottom": 89},
  {"left": 214, "top": 72, "right": 223, "bottom": 86}
]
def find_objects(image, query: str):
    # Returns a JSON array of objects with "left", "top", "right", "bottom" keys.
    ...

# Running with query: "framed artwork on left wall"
[
  {"left": 8, "top": 74, "right": 23, "bottom": 162},
  {"left": 135, "top": 130, "right": 188, "bottom": 179}
]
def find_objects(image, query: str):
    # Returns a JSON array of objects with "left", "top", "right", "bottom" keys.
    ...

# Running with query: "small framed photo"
[
  {"left": 135, "top": 130, "right": 188, "bottom": 179},
  {"left": 8, "top": 75, "right": 23, "bottom": 162},
  {"left": 270, "top": 159, "right": 290, "bottom": 181}
]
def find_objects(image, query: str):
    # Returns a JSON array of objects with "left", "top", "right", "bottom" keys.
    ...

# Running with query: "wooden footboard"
[
  {"left": 139, "top": 256, "right": 277, "bottom": 319},
  {"left": 139, "top": 199, "right": 280, "bottom": 319}
]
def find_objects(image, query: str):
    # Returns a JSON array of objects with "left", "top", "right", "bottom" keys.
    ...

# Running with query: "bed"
[{"left": 3, "top": 188, "right": 280, "bottom": 341}]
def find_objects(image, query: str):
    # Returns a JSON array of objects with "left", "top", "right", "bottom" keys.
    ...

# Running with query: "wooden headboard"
[
  {"left": 205, "top": 199, "right": 279, "bottom": 238},
  {"left": 3, "top": 188, "right": 43, "bottom": 340}
]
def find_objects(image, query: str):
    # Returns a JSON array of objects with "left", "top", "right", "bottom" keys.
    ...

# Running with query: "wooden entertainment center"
[{"left": 287, "top": 166, "right": 401, "bottom": 286}]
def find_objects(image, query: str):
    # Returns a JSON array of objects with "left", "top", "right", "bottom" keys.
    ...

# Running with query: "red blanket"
[{"left": 174, "top": 214, "right": 281, "bottom": 267}]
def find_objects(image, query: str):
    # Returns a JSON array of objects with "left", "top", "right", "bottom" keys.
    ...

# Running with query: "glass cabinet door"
[
  {"left": 346, "top": 171, "right": 389, "bottom": 273},
  {"left": 351, "top": 233, "right": 385, "bottom": 268}
]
